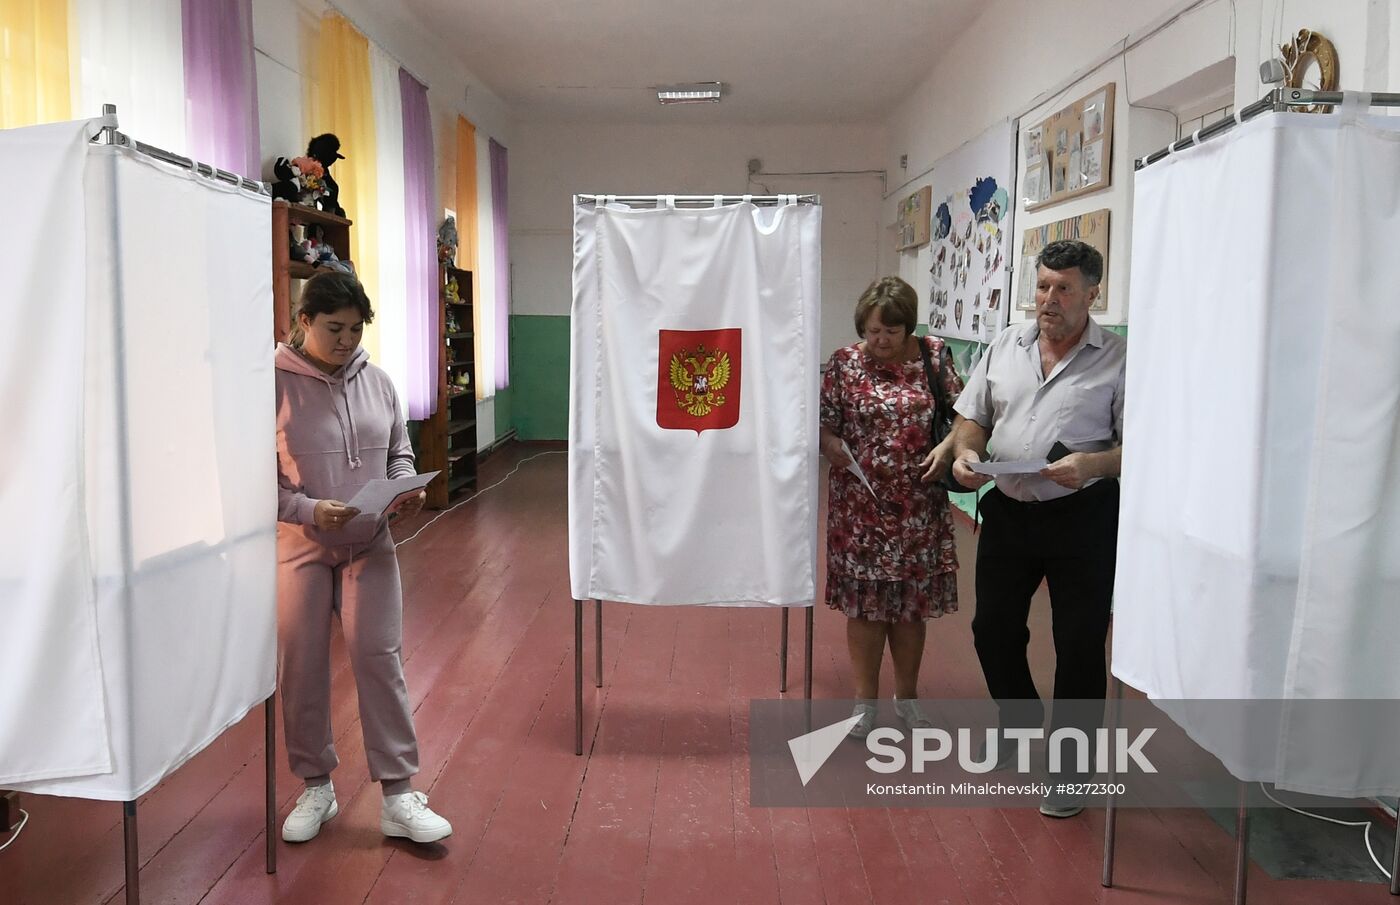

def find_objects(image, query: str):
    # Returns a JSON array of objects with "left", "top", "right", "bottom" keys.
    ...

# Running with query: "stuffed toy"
[
  {"left": 437, "top": 215, "right": 459, "bottom": 264},
  {"left": 271, "top": 156, "right": 325, "bottom": 207},
  {"left": 301, "top": 225, "right": 355, "bottom": 274},
  {"left": 306, "top": 134, "right": 346, "bottom": 217}
]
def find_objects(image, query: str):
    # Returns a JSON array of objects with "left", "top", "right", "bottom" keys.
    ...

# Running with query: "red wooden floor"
[{"left": 4, "top": 442, "right": 1390, "bottom": 904}]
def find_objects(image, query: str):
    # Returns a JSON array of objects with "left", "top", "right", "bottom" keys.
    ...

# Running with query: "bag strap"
[{"left": 919, "top": 336, "right": 949, "bottom": 420}]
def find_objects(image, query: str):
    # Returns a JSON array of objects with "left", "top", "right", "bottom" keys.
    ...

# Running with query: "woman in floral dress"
[{"left": 820, "top": 276, "right": 963, "bottom": 737}]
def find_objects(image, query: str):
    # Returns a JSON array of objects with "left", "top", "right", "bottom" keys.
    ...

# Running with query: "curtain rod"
[
  {"left": 574, "top": 194, "right": 820, "bottom": 208},
  {"left": 94, "top": 104, "right": 270, "bottom": 195},
  {"left": 1136, "top": 88, "right": 1400, "bottom": 170}
]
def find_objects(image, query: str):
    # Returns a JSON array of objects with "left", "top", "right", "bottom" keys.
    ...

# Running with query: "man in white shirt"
[{"left": 950, "top": 239, "right": 1125, "bottom": 818}]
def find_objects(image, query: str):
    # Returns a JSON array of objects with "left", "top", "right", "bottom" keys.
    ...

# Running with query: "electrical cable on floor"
[
  {"left": 1257, "top": 782, "right": 1393, "bottom": 879},
  {"left": 395, "top": 450, "right": 566, "bottom": 549},
  {"left": 0, "top": 809, "right": 29, "bottom": 853}
]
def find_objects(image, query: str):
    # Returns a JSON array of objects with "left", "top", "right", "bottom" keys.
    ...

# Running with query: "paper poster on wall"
[
  {"left": 1024, "top": 83, "right": 1115, "bottom": 210},
  {"left": 926, "top": 120, "right": 1015, "bottom": 344},
  {"left": 1018, "top": 208, "right": 1110, "bottom": 313},
  {"left": 896, "top": 185, "right": 932, "bottom": 251}
]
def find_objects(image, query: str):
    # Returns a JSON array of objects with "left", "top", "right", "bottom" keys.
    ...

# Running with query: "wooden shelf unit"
[
  {"left": 421, "top": 264, "right": 478, "bottom": 509},
  {"left": 271, "top": 200, "right": 353, "bottom": 343}
]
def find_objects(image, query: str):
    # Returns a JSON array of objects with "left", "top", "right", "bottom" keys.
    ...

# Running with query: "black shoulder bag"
[{"left": 919, "top": 337, "right": 975, "bottom": 494}]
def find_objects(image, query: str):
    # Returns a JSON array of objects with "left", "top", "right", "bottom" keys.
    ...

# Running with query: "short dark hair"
[
  {"left": 1037, "top": 239, "right": 1103, "bottom": 287},
  {"left": 854, "top": 276, "right": 918, "bottom": 337},
  {"left": 291, "top": 271, "right": 374, "bottom": 345}
]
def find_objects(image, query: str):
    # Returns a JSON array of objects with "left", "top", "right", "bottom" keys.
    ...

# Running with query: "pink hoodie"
[{"left": 275, "top": 343, "right": 416, "bottom": 545}]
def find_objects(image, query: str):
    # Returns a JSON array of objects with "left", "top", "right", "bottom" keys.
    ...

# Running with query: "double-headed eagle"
[{"left": 668, "top": 344, "right": 731, "bottom": 417}]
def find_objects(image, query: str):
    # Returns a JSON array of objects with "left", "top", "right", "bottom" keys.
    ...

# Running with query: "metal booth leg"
[
  {"left": 1102, "top": 677, "right": 1123, "bottom": 888},
  {"left": 123, "top": 800, "right": 140, "bottom": 905},
  {"left": 779, "top": 608, "right": 790, "bottom": 693},
  {"left": 265, "top": 695, "right": 277, "bottom": 874},
  {"left": 595, "top": 600, "right": 603, "bottom": 688},
  {"left": 804, "top": 606, "right": 814, "bottom": 700},
  {"left": 1391, "top": 802, "right": 1399, "bottom": 895},
  {"left": 1234, "top": 782, "right": 1250, "bottom": 905},
  {"left": 574, "top": 598, "right": 584, "bottom": 756}
]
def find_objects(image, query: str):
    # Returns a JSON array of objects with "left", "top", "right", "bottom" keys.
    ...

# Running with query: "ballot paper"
[
  {"left": 967, "top": 459, "right": 1049, "bottom": 476},
  {"left": 345, "top": 471, "right": 440, "bottom": 520},
  {"left": 841, "top": 440, "right": 879, "bottom": 501}
]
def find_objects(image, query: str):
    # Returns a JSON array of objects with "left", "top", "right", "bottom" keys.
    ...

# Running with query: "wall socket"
[{"left": 1, "top": 790, "right": 20, "bottom": 833}]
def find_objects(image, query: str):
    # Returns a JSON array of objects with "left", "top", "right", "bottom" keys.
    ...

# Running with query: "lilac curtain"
[
  {"left": 181, "top": 0, "right": 260, "bottom": 178},
  {"left": 400, "top": 68, "right": 438, "bottom": 420},
  {"left": 489, "top": 138, "right": 510, "bottom": 389}
]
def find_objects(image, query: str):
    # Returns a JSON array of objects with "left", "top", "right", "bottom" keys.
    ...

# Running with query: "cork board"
[
  {"left": 896, "top": 185, "right": 932, "bottom": 251},
  {"left": 1022, "top": 83, "right": 1114, "bottom": 210},
  {"left": 1016, "top": 208, "right": 1110, "bottom": 312}
]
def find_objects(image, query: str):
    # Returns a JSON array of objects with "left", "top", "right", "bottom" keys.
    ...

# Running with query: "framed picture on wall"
[
  {"left": 1017, "top": 208, "right": 1110, "bottom": 312},
  {"left": 1024, "top": 83, "right": 1115, "bottom": 210},
  {"left": 896, "top": 185, "right": 933, "bottom": 251}
]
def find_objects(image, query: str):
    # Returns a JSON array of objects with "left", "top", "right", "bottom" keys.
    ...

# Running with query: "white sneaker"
[
  {"left": 282, "top": 783, "right": 338, "bottom": 842},
  {"left": 848, "top": 703, "right": 877, "bottom": 739},
  {"left": 381, "top": 791, "right": 453, "bottom": 843},
  {"left": 893, "top": 697, "right": 933, "bottom": 730}
]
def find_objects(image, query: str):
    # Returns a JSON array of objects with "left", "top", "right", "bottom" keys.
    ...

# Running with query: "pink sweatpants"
[{"left": 276, "top": 522, "right": 419, "bottom": 782}]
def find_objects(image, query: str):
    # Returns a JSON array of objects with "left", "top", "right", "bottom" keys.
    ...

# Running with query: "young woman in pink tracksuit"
[{"left": 274, "top": 271, "right": 451, "bottom": 845}]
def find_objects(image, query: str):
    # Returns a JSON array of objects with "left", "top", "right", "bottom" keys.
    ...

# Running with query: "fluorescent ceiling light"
[{"left": 657, "top": 82, "right": 724, "bottom": 104}]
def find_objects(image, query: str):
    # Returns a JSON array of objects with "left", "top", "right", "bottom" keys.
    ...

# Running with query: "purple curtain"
[
  {"left": 489, "top": 138, "right": 510, "bottom": 390},
  {"left": 182, "top": 0, "right": 260, "bottom": 178},
  {"left": 400, "top": 68, "right": 438, "bottom": 420}
]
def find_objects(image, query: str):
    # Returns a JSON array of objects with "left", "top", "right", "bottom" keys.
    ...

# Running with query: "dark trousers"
[{"left": 972, "top": 480, "right": 1119, "bottom": 747}]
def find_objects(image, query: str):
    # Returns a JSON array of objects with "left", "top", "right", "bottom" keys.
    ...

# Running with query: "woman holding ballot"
[
  {"left": 274, "top": 271, "right": 451, "bottom": 844},
  {"left": 819, "top": 276, "right": 963, "bottom": 738}
]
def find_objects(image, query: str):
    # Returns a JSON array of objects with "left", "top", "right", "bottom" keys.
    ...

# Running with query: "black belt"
[{"left": 991, "top": 478, "right": 1118, "bottom": 511}]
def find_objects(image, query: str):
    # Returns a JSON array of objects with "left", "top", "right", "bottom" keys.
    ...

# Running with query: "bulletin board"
[
  {"left": 1022, "top": 83, "right": 1114, "bottom": 210},
  {"left": 1017, "top": 208, "right": 1110, "bottom": 312},
  {"left": 896, "top": 185, "right": 932, "bottom": 251},
  {"left": 923, "top": 120, "right": 1015, "bottom": 343}
]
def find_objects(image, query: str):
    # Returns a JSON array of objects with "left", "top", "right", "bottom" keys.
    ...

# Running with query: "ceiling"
[{"left": 401, "top": 0, "right": 986, "bottom": 124}]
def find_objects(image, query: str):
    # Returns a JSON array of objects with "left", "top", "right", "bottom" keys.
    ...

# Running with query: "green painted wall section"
[
  {"left": 493, "top": 385, "right": 513, "bottom": 442},
  {"left": 509, "top": 315, "right": 571, "bottom": 440}
]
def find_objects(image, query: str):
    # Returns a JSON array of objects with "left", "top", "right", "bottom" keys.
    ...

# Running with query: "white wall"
[
  {"left": 510, "top": 121, "right": 889, "bottom": 357},
  {"left": 885, "top": 0, "right": 1389, "bottom": 328}
]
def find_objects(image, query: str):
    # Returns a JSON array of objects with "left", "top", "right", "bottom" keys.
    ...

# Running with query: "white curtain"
[
  {"left": 475, "top": 131, "right": 497, "bottom": 399},
  {"left": 1113, "top": 96, "right": 1400, "bottom": 797},
  {"left": 74, "top": 0, "right": 186, "bottom": 153},
  {"left": 1, "top": 126, "right": 276, "bottom": 799},
  {"left": 569, "top": 198, "right": 821, "bottom": 606},
  {"left": 0, "top": 118, "right": 111, "bottom": 787},
  {"left": 370, "top": 44, "right": 409, "bottom": 410}
]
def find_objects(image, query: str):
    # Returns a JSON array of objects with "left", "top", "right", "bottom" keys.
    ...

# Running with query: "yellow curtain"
[
  {"left": 309, "top": 13, "right": 380, "bottom": 361},
  {"left": 455, "top": 115, "right": 486, "bottom": 399},
  {"left": 0, "top": 0, "right": 72, "bottom": 128}
]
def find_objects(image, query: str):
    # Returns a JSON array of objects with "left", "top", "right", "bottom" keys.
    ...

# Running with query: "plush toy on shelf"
[
  {"left": 302, "top": 224, "right": 354, "bottom": 274},
  {"left": 437, "top": 216, "right": 458, "bottom": 265},
  {"left": 446, "top": 275, "right": 461, "bottom": 304},
  {"left": 271, "top": 156, "right": 326, "bottom": 208},
  {"left": 305, "top": 134, "right": 346, "bottom": 217}
]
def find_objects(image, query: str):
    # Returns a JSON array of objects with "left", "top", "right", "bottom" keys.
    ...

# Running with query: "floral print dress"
[{"left": 820, "top": 335, "right": 963, "bottom": 622}]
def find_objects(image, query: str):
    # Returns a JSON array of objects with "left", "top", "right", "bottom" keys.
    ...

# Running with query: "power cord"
[
  {"left": 1257, "top": 783, "right": 1393, "bottom": 880},
  {"left": 0, "top": 809, "right": 29, "bottom": 852},
  {"left": 395, "top": 450, "right": 565, "bottom": 548}
]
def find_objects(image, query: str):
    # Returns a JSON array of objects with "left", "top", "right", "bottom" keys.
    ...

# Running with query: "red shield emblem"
[{"left": 656, "top": 329, "right": 742, "bottom": 433}]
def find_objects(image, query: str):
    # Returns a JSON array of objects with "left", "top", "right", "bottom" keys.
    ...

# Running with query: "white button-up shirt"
[{"left": 954, "top": 318, "right": 1126, "bottom": 502}]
